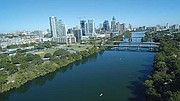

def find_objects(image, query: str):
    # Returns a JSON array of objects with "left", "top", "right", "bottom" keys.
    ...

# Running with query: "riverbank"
[
  {"left": 0, "top": 49, "right": 156, "bottom": 101},
  {"left": 0, "top": 34, "right": 124, "bottom": 93},
  {"left": 144, "top": 31, "right": 180, "bottom": 100},
  {"left": 0, "top": 46, "right": 106, "bottom": 93}
]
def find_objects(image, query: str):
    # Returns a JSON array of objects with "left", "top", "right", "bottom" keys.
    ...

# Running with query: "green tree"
[
  {"left": 53, "top": 49, "right": 70, "bottom": 57},
  {"left": 154, "top": 61, "right": 167, "bottom": 71},
  {"left": 44, "top": 53, "right": 52, "bottom": 58},
  {"left": 43, "top": 41, "right": 52, "bottom": 48},
  {"left": 11, "top": 53, "right": 25, "bottom": 64},
  {"left": 25, "top": 53, "right": 37, "bottom": 62},
  {"left": 169, "top": 91, "right": 180, "bottom": 101}
]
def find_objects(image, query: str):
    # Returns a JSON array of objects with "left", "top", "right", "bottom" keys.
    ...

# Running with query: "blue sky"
[{"left": 0, "top": 0, "right": 180, "bottom": 32}]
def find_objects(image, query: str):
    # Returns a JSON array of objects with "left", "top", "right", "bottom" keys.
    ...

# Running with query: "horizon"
[{"left": 0, "top": 0, "right": 180, "bottom": 33}]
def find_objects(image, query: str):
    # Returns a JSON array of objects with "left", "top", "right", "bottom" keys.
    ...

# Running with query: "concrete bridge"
[
  {"left": 113, "top": 41, "right": 160, "bottom": 45},
  {"left": 77, "top": 42, "right": 159, "bottom": 51}
]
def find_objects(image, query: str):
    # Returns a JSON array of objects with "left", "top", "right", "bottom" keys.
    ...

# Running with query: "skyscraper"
[
  {"left": 49, "top": 16, "right": 76, "bottom": 44},
  {"left": 103, "top": 20, "right": 110, "bottom": 31},
  {"left": 80, "top": 20, "right": 86, "bottom": 36},
  {"left": 74, "top": 26, "right": 82, "bottom": 42},
  {"left": 111, "top": 16, "right": 116, "bottom": 32},
  {"left": 56, "top": 20, "right": 67, "bottom": 37},
  {"left": 87, "top": 18, "right": 95, "bottom": 36},
  {"left": 49, "top": 16, "right": 67, "bottom": 38},
  {"left": 116, "top": 22, "right": 121, "bottom": 32},
  {"left": 120, "top": 23, "right": 125, "bottom": 33},
  {"left": 49, "top": 16, "right": 57, "bottom": 37}
]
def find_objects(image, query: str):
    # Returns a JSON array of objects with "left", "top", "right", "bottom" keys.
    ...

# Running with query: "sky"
[{"left": 0, "top": 0, "right": 180, "bottom": 33}]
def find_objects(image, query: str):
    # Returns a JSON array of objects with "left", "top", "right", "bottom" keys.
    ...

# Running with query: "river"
[{"left": 0, "top": 32, "right": 156, "bottom": 101}]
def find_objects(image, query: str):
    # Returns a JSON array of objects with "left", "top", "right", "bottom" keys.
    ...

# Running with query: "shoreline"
[
  {"left": 0, "top": 46, "right": 106, "bottom": 93},
  {"left": 0, "top": 34, "right": 123, "bottom": 94}
]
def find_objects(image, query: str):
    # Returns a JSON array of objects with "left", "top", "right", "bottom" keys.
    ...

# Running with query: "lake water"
[{"left": 0, "top": 32, "right": 156, "bottom": 101}]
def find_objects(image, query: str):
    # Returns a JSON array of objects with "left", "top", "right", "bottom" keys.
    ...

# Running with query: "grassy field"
[
  {"left": 34, "top": 48, "right": 59, "bottom": 57},
  {"left": 65, "top": 45, "right": 92, "bottom": 50},
  {"left": 34, "top": 45, "right": 93, "bottom": 57}
]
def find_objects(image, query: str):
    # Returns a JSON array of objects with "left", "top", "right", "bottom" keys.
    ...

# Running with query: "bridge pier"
[
  {"left": 125, "top": 47, "right": 128, "bottom": 50},
  {"left": 136, "top": 38, "right": 138, "bottom": 43},
  {"left": 137, "top": 46, "right": 140, "bottom": 51},
  {"left": 149, "top": 47, "right": 153, "bottom": 51}
]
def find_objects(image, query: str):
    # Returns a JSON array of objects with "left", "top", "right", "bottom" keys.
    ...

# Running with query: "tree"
[
  {"left": 154, "top": 61, "right": 167, "bottom": 71},
  {"left": 169, "top": 91, "right": 180, "bottom": 101},
  {"left": 25, "top": 53, "right": 37, "bottom": 62},
  {"left": 44, "top": 53, "right": 52, "bottom": 58},
  {"left": 19, "top": 62, "right": 30, "bottom": 69},
  {"left": 43, "top": 41, "right": 52, "bottom": 48},
  {"left": 36, "top": 43, "right": 44, "bottom": 50},
  {"left": 31, "top": 57, "right": 43, "bottom": 65},
  {"left": 145, "top": 80, "right": 154, "bottom": 88},
  {"left": 155, "top": 52, "right": 165, "bottom": 62},
  {"left": 0, "top": 71, "right": 7, "bottom": 85},
  {"left": 53, "top": 49, "right": 70, "bottom": 57},
  {"left": 146, "top": 87, "right": 161, "bottom": 100},
  {"left": 0, "top": 53, "right": 8, "bottom": 58},
  {"left": 11, "top": 53, "right": 25, "bottom": 64}
]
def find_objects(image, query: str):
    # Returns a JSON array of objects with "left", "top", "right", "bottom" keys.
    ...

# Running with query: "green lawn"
[
  {"left": 63, "top": 45, "right": 92, "bottom": 52},
  {"left": 35, "top": 48, "right": 59, "bottom": 57},
  {"left": 34, "top": 45, "right": 93, "bottom": 57}
]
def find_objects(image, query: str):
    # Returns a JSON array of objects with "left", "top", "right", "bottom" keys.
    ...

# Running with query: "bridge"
[
  {"left": 102, "top": 44, "right": 159, "bottom": 48},
  {"left": 113, "top": 41, "right": 160, "bottom": 45},
  {"left": 121, "top": 36, "right": 154, "bottom": 43},
  {"left": 78, "top": 43, "right": 159, "bottom": 51}
]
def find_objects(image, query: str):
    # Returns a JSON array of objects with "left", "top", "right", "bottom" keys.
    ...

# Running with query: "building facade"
[
  {"left": 87, "top": 18, "right": 96, "bottom": 36},
  {"left": 103, "top": 20, "right": 110, "bottom": 31},
  {"left": 80, "top": 20, "right": 87, "bottom": 36},
  {"left": 111, "top": 16, "right": 116, "bottom": 32},
  {"left": 49, "top": 16, "right": 76, "bottom": 44},
  {"left": 49, "top": 16, "right": 57, "bottom": 38}
]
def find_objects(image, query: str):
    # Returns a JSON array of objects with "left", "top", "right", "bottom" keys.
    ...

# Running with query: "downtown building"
[
  {"left": 80, "top": 18, "right": 96, "bottom": 40},
  {"left": 102, "top": 20, "right": 110, "bottom": 32},
  {"left": 111, "top": 16, "right": 116, "bottom": 32},
  {"left": 49, "top": 16, "right": 76, "bottom": 44}
]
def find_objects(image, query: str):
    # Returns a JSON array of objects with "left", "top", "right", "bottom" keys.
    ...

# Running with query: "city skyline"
[{"left": 0, "top": 0, "right": 180, "bottom": 33}]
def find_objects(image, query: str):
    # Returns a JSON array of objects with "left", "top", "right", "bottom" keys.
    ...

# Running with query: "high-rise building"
[
  {"left": 87, "top": 18, "right": 95, "bottom": 36},
  {"left": 80, "top": 20, "right": 87, "bottom": 36},
  {"left": 119, "top": 23, "right": 125, "bottom": 33},
  {"left": 166, "top": 23, "right": 169, "bottom": 29},
  {"left": 74, "top": 26, "right": 82, "bottom": 42},
  {"left": 49, "top": 16, "right": 67, "bottom": 38},
  {"left": 155, "top": 25, "right": 161, "bottom": 31},
  {"left": 103, "top": 20, "right": 110, "bottom": 31},
  {"left": 49, "top": 16, "right": 76, "bottom": 44},
  {"left": 99, "top": 23, "right": 103, "bottom": 29},
  {"left": 80, "top": 19, "right": 96, "bottom": 37},
  {"left": 49, "top": 16, "right": 57, "bottom": 38},
  {"left": 128, "top": 24, "right": 132, "bottom": 31},
  {"left": 56, "top": 20, "right": 67, "bottom": 37},
  {"left": 111, "top": 16, "right": 116, "bottom": 32},
  {"left": 116, "top": 22, "right": 121, "bottom": 32},
  {"left": 171, "top": 24, "right": 179, "bottom": 30}
]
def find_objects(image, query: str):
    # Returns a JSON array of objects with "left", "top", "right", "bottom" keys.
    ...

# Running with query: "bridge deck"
[
  {"left": 113, "top": 41, "right": 160, "bottom": 45},
  {"left": 103, "top": 45, "right": 159, "bottom": 48},
  {"left": 78, "top": 44, "right": 159, "bottom": 48}
]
